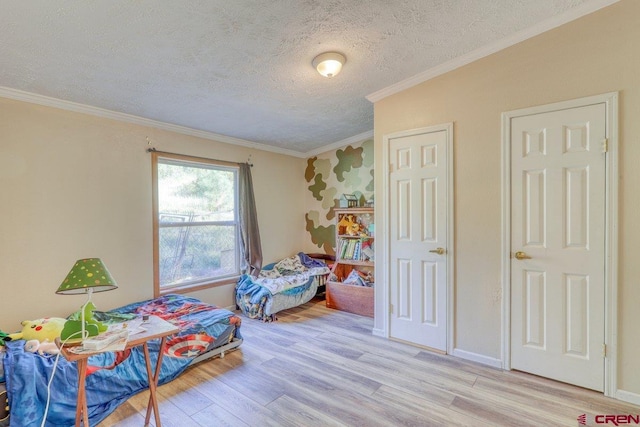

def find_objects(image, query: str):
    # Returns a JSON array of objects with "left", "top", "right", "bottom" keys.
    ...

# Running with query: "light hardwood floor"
[{"left": 100, "top": 298, "right": 638, "bottom": 426}]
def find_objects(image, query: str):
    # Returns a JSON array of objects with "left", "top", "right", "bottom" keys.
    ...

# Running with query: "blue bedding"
[
  {"left": 236, "top": 273, "right": 318, "bottom": 321},
  {"left": 235, "top": 253, "right": 330, "bottom": 321},
  {"left": 4, "top": 294, "right": 241, "bottom": 426}
]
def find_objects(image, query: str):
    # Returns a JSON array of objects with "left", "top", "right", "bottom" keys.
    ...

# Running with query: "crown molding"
[
  {"left": 0, "top": 86, "right": 309, "bottom": 158},
  {"left": 366, "top": 0, "right": 621, "bottom": 103},
  {"left": 304, "top": 129, "right": 374, "bottom": 157}
]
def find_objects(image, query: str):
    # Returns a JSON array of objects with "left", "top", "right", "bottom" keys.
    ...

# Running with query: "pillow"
[{"left": 297, "top": 252, "right": 326, "bottom": 268}]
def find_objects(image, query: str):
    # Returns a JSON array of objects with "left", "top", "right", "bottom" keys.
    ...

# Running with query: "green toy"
[
  {"left": 0, "top": 331, "right": 10, "bottom": 346},
  {"left": 60, "top": 301, "right": 108, "bottom": 342}
]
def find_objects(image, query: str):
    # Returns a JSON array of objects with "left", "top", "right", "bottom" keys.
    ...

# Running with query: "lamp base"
[{"left": 60, "top": 320, "right": 99, "bottom": 345}]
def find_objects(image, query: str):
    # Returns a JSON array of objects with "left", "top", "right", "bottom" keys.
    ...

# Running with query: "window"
[{"left": 152, "top": 153, "right": 240, "bottom": 294}]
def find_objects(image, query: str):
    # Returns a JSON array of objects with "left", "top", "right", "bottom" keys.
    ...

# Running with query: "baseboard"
[
  {"left": 372, "top": 327, "right": 386, "bottom": 338},
  {"left": 616, "top": 389, "right": 640, "bottom": 406},
  {"left": 452, "top": 348, "right": 503, "bottom": 369}
]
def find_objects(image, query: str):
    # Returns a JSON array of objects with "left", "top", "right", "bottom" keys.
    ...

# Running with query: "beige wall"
[
  {"left": 374, "top": 0, "right": 640, "bottom": 395},
  {"left": 0, "top": 98, "right": 307, "bottom": 330}
]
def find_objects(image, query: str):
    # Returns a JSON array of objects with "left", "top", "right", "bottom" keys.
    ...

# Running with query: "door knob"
[
  {"left": 514, "top": 251, "right": 532, "bottom": 260},
  {"left": 429, "top": 247, "right": 446, "bottom": 255}
]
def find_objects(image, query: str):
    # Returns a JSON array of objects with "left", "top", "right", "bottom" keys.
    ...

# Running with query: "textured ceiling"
[{"left": 0, "top": 1, "right": 607, "bottom": 154}]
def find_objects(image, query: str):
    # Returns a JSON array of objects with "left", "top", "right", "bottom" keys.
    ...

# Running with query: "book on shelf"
[
  {"left": 339, "top": 238, "right": 363, "bottom": 260},
  {"left": 342, "top": 240, "right": 371, "bottom": 261},
  {"left": 362, "top": 246, "right": 375, "bottom": 261},
  {"left": 353, "top": 241, "right": 361, "bottom": 260}
]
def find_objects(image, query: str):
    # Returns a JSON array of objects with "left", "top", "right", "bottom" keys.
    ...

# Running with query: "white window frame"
[{"left": 152, "top": 152, "right": 241, "bottom": 296}]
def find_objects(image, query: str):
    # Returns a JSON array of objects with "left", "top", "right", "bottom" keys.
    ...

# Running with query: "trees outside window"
[{"left": 152, "top": 153, "right": 240, "bottom": 294}]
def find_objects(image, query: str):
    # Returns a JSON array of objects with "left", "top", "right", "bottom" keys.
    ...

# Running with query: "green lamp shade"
[{"left": 56, "top": 258, "right": 118, "bottom": 295}]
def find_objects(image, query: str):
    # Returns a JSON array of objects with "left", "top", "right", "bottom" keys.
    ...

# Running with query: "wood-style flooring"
[{"left": 100, "top": 298, "right": 638, "bottom": 426}]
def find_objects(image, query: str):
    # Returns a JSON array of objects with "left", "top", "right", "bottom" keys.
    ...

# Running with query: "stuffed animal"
[
  {"left": 8, "top": 317, "right": 66, "bottom": 343},
  {"left": 23, "top": 339, "right": 39, "bottom": 352},
  {"left": 338, "top": 214, "right": 363, "bottom": 236},
  {"left": 24, "top": 339, "right": 60, "bottom": 356}
]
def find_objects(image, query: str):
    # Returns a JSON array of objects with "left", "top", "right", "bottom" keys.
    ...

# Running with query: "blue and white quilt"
[{"left": 235, "top": 253, "right": 329, "bottom": 321}]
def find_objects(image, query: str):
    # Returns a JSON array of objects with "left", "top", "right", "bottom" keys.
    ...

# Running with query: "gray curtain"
[{"left": 238, "top": 163, "right": 263, "bottom": 276}]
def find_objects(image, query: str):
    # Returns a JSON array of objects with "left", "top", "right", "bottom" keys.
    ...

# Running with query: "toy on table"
[{"left": 60, "top": 301, "right": 108, "bottom": 342}]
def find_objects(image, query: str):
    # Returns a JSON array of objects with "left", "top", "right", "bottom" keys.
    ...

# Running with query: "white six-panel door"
[
  {"left": 510, "top": 103, "right": 606, "bottom": 391},
  {"left": 389, "top": 126, "right": 450, "bottom": 351}
]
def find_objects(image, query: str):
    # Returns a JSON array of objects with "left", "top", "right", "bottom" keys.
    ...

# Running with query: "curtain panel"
[{"left": 238, "top": 163, "right": 263, "bottom": 276}]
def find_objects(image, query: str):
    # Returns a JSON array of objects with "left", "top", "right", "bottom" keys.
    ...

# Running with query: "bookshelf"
[{"left": 326, "top": 208, "right": 374, "bottom": 317}]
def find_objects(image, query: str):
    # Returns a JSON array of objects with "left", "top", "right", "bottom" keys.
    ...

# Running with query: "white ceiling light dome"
[{"left": 312, "top": 52, "right": 346, "bottom": 78}]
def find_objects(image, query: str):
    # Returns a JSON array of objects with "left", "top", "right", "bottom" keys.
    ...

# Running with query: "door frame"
[
  {"left": 380, "top": 123, "right": 454, "bottom": 354},
  {"left": 500, "top": 92, "right": 618, "bottom": 397}
]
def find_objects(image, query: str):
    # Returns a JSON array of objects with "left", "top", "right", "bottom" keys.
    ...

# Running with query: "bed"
[
  {"left": 235, "top": 252, "right": 332, "bottom": 321},
  {"left": 2, "top": 293, "right": 241, "bottom": 426}
]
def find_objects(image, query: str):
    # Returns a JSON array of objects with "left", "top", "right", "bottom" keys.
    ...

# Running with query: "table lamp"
[{"left": 56, "top": 258, "right": 117, "bottom": 344}]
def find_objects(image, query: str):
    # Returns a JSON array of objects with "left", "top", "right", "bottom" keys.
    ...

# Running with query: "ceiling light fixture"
[{"left": 312, "top": 52, "right": 346, "bottom": 78}]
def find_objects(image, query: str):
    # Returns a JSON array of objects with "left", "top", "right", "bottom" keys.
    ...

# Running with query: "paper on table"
[
  {"left": 68, "top": 335, "right": 128, "bottom": 354},
  {"left": 67, "top": 317, "right": 148, "bottom": 355},
  {"left": 108, "top": 317, "right": 147, "bottom": 336}
]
